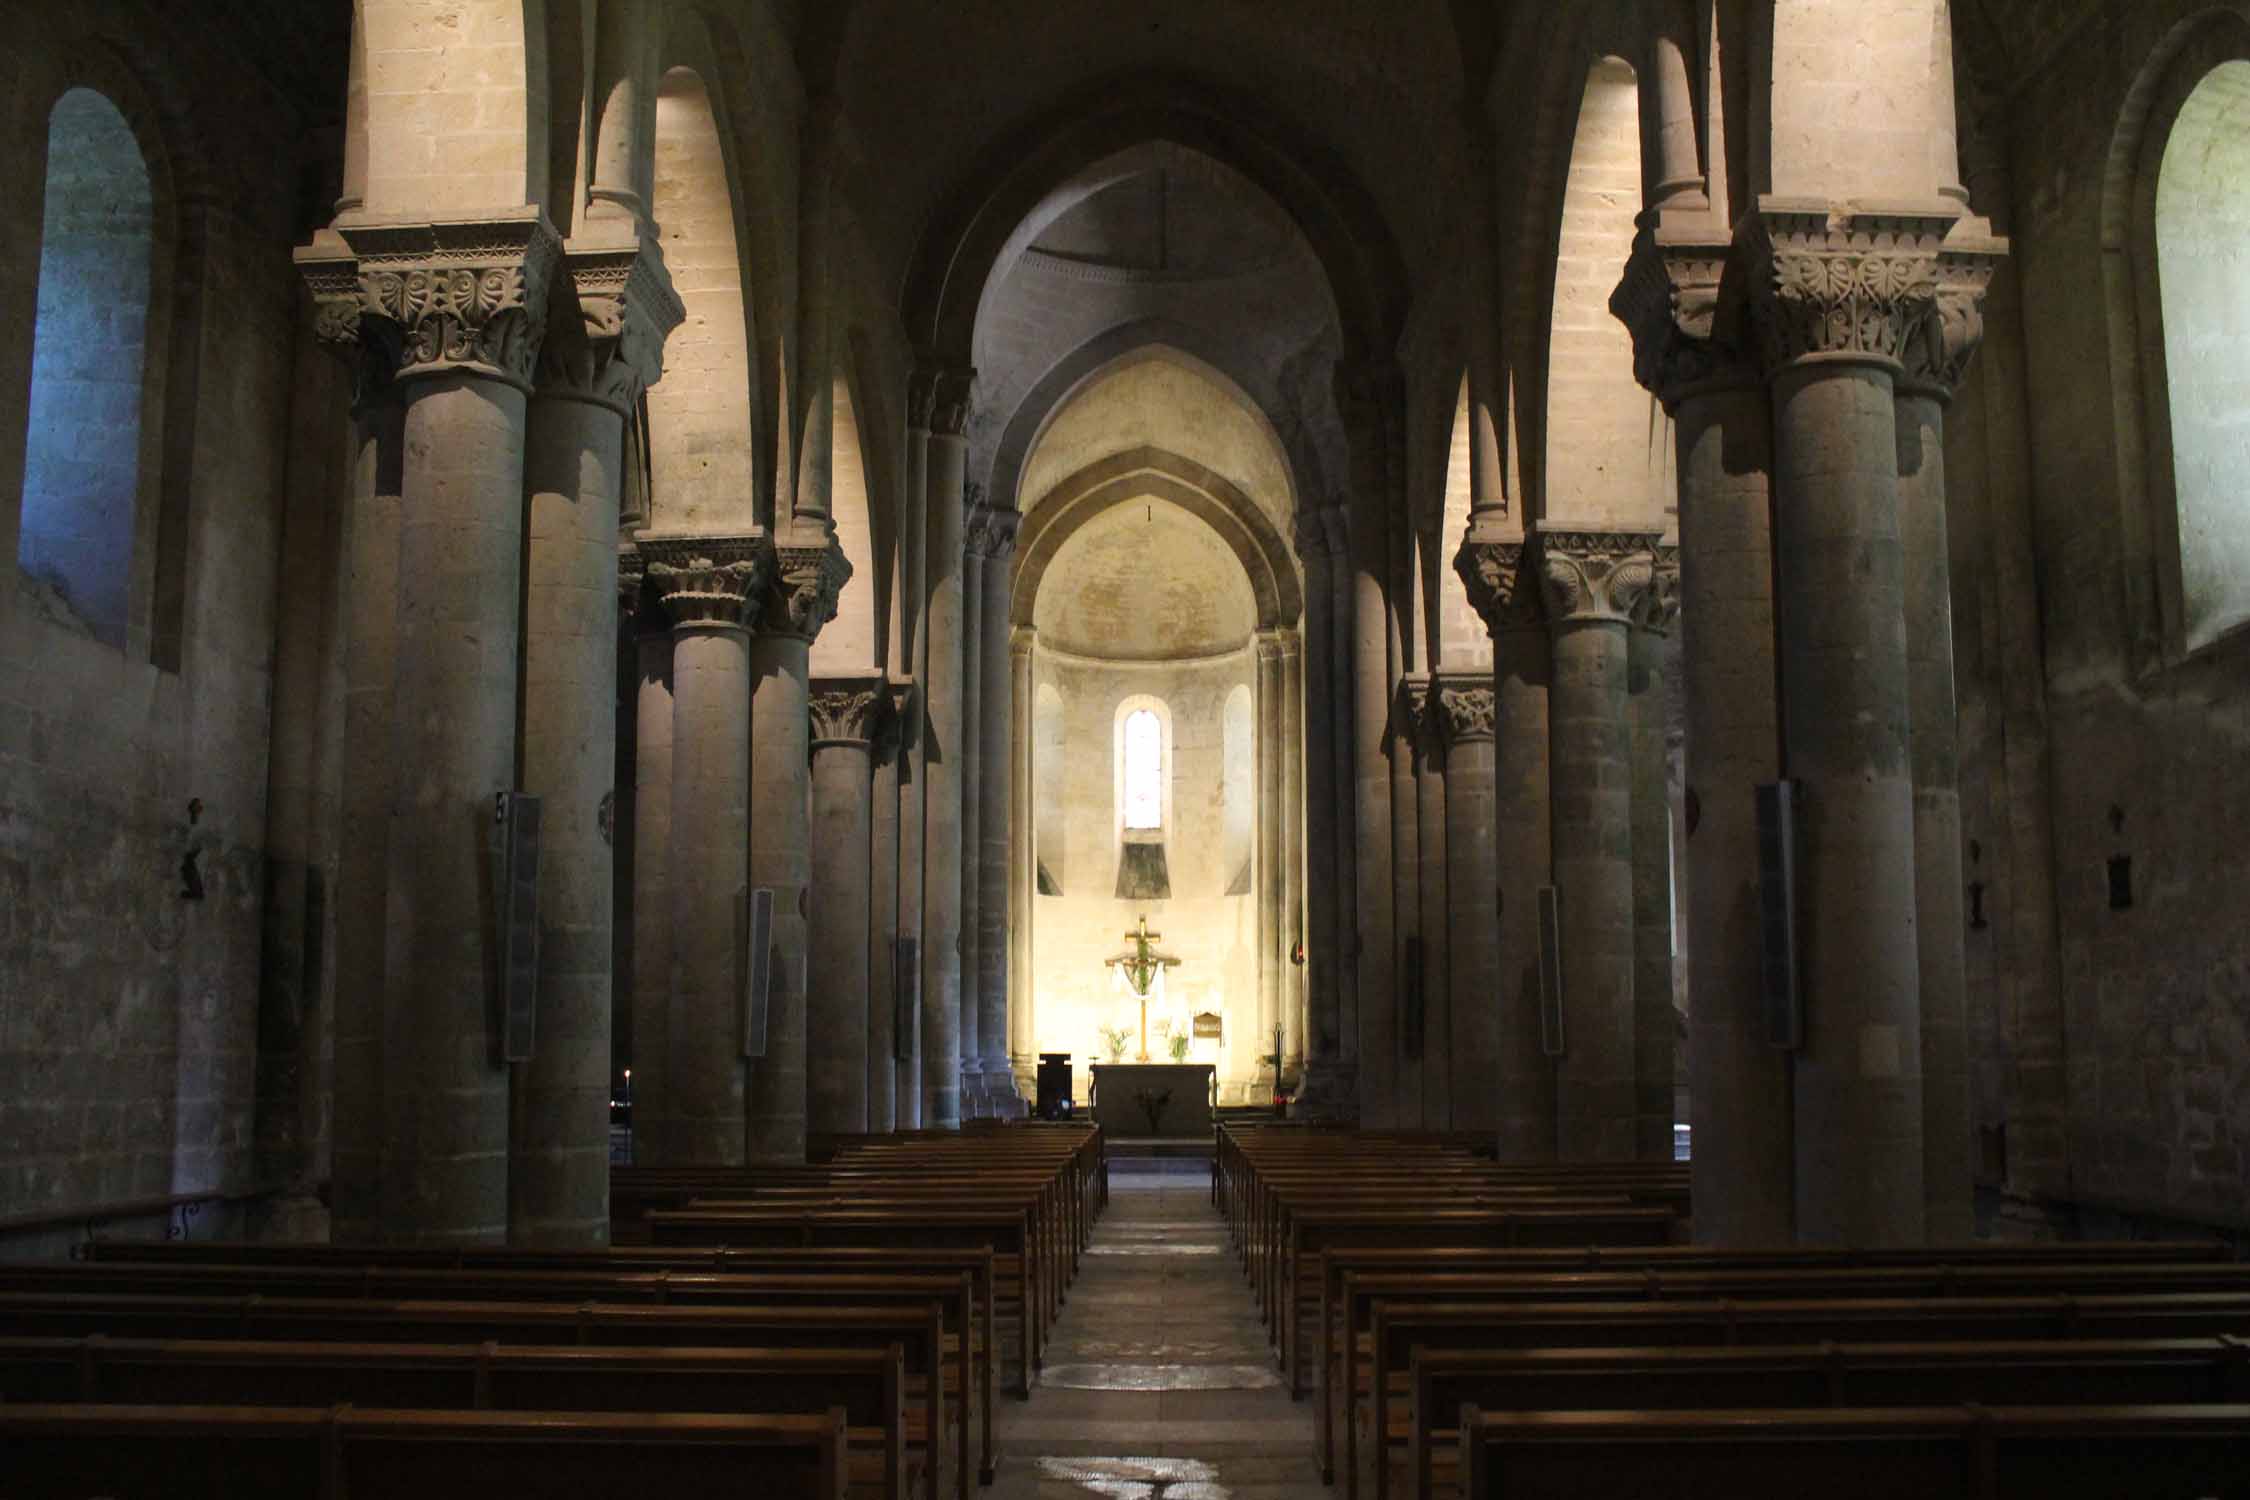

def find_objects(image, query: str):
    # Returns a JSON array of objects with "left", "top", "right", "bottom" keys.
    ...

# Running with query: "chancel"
[{"left": 5, "top": 2, "right": 2250, "bottom": 1497}]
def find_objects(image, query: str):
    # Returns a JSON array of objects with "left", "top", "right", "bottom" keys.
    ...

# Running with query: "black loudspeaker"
[
  {"left": 1035, "top": 1052, "right": 1073, "bottom": 1120},
  {"left": 741, "top": 886, "right": 774, "bottom": 1058},
  {"left": 1536, "top": 885, "right": 1564, "bottom": 1057},
  {"left": 493, "top": 792, "right": 542, "bottom": 1063},
  {"left": 1401, "top": 936, "right": 1425, "bottom": 1059},
  {"left": 895, "top": 937, "right": 919, "bottom": 1062},
  {"left": 1756, "top": 780, "right": 1803, "bottom": 1051}
]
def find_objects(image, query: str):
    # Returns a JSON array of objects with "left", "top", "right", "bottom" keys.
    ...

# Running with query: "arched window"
[
  {"left": 1122, "top": 707, "right": 1163, "bottom": 831},
  {"left": 2154, "top": 60, "right": 2250, "bottom": 651},
  {"left": 18, "top": 87, "right": 154, "bottom": 653}
]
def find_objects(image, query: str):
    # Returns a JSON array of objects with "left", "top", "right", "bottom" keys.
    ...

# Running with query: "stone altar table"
[{"left": 1088, "top": 1063, "right": 1216, "bottom": 1137}]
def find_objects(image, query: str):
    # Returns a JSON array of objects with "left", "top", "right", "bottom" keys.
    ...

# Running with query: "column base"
[
  {"left": 959, "top": 1064, "right": 989, "bottom": 1120},
  {"left": 1291, "top": 1060, "right": 1360, "bottom": 1124},
  {"left": 251, "top": 1191, "right": 333, "bottom": 1245},
  {"left": 980, "top": 1059, "right": 1027, "bottom": 1120}
]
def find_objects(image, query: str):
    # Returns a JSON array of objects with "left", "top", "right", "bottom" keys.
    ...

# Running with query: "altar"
[{"left": 1087, "top": 1063, "right": 1216, "bottom": 1138}]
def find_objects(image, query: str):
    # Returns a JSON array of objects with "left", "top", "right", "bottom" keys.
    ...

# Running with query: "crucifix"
[{"left": 1105, "top": 915, "right": 1180, "bottom": 1062}]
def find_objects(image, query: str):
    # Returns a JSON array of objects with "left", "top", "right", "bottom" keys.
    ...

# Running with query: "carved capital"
[
  {"left": 1629, "top": 548, "right": 1682, "bottom": 635},
  {"left": 963, "top": 503, "right": 1021, "bottom": 562},
  {"left": 1745, "top": 206, "right": 1953, "bottom": 373},
  {"left": 296, "top": 232, "right": 398, "bottom": 404},
  {"left": 1292, "top": 506, "right": 1341, "bottom": 562},
  {"left": 537, "top": 235, "right": 686, "bottom": 413},
  {"left": 331, "top": 213, "right": 563, "bottom": 389},
  {"left": 1454, "top": 536, "right": 1539, "bottom": 635},
  {"left": 617, "top": 543, "right": 649, "bottom": 619},
  {"left": 757, "top": 533, "right": 852, "bottom": 641},
  {"left": 640, "top": 531, "right": 769, "bottom": 630},
  {"left": 915, "top": 365, "right": 975, "bottom": 439},
  {"left": 1611, "top": 225, "right": 1751, "bottom": 406},
  {"left": 1432, "top": 675, "right": 1497, "bottom": 745},
  {"left": 809, "top": 674, "right": 886, "bottom": 747},
  {"left": 875, "top": 675, "right": 918, "bottom": 759},
  {"left": 1533, "top": 528, "right": 1665, "bottom": 627},
  {"left": 1901, "top": 239, "right": 2003, "bottom": 396},
  {"left": 1393, "top": 675, "right": 1432, "bottom": 751}
]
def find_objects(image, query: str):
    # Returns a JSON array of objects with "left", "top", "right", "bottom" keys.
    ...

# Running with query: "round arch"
[
  {"left": 902, "top": 71, "right": 1407, "bottom": 369},
  {"left": 995, "top": 332, "right": 1305, "bottom": 520},
  {"left": 2099, "top": 7, "right": 2250, "bottom": 666},
  {"left": 1012, "top": 447, "right": 1303, "bottom": 636}
]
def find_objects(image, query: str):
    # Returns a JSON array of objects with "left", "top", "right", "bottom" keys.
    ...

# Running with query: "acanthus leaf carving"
[
  {"left": 640, "top": 532, "right": 770, "bottom": 630},
  {"left": 1533, "top": 529, "right": 1665, "bottom": 626},
  {"left": 963, "top": 503, "right": 1021, "bottom": 562},
  {"left": 333, "top": 215, "right": 563, "bottom": 389},
  {"left": 1454, "top": 537, "right": 1540, "bottom": 635},
  {"left": 1630, "top": 547, "right": 1683, "bottom": 635},
  {"left": 1433, "top": 678, "right": 1497, "bottom": 745},
  {"left": 758, "top": 535, "right": 852, "bottom": 642},
  {"left": 1746, "top": 208, "right": 1951, "bottom": 372},
  {"left": 808, "top": 677, "right": 886, "bottom": 745}
]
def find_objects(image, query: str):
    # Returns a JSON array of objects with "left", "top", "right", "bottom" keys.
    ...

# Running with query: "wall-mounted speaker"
[
  {"left": 741, "top": 886, "right": 774, "bottom": 1058},
  {"left": 493, "top": 791, "right": 542, "bottom": 1064},
  {"left": 895, "top": 937, "right": 920, "bottom": 1062},
  {"left": 1536, "top": 885, "right": 1564, "bottom": 1058},
  {"left": 1756, "top": 780, "right": 1802, "bottom": 1050}
]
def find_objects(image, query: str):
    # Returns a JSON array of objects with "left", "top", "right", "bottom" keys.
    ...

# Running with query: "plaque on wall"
[{"left": 1192, "top": 1011, "right": 1223, "bottom": 1040}]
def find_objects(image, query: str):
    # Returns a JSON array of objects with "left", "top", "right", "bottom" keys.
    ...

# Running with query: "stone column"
[
  {"left": 920, "top": 369, "right": 975, "bottom": 1130},
  {"left": 1278, "top": 632, "right": 1307, "bottom": 1080},
  {"left": 1435, "top": 675, "right": 1500, "bottom": 1133},
  {"left": 290, "top": 268, "right": 401, "bottom": 1239},
  {"left": 625, "top": 569, "right": 678, "bottom": 1163},
  {"left": 866, "top": 679, "right": 908, "bottom": 1133},
  {"left": 1337, "top": 370, "right": 1397, "bottom": 1127},
  {"left": 808, "top": 675, "right": 883, "bottom": 1136},
  {"left": 1536, "top": 528, "right": 1658, "bottom": 1163},
  {"left": 1253, "top": 631, "right": 1288, "bottom": 1099},
  {"left": 1749, "top": 208, "right": 1942, "bottom": 1246},
  {"left": 969, "top": 505, "right": 1023, "bottom": 1110},
  {"left": 896, "top": 381, "right": 932, "bottom": 1132},
  {"left": 956, "top": 513, "right": 984, "bottom": 1117},
  {"left": 745, "top": 538, "right": 849, "bottom": 1163},
  {"left": 1613, "top": 233, "right": 1796, "bottom": 1242},
  {"left": 643, "top": 535, "right": 764, "bottom": 1164},
  {"left": 317, "top": 216, "right": 560, "bottom": 1244},
  {"left": 511, "top": 243, "right": 679, "bottom": 1244},
  {"left": 583, "top": 0, "right": 655, "bottom": 227},
  {"left": 1407, "top": 675, "right": 1450, "bottom": 1125},
  {"left": 1292, "top": 510, "right": 1353, "bottom": 1117},
  {"left": 1458, "top": 541, "right": 1557, "bottom": 1160},
  {"left": 1628, "top": 554, "right": 1682, "bottom": 1162},
  {"left": 1900, "top": 251, "right": 1998, "bottom": 1241},
  {"left": 1008, "top": 630, "right": 1037, "bottom": 1097}
]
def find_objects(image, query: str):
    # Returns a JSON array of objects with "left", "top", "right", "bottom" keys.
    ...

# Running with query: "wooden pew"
[
  {"left": 1406, "top": 1335, "right": 2250, "bottom": 1499},
  {"left": 0, "top": 1257, "right": 982, "bottom": 1491},
  {"left": 0, "top": 1402, "right": 850, "bottom": 1500},
  {"left": 1304, "top": 1239, "right": 2237, "bottom": 1482},
  {"left": 1454, "top": 1402, "right": 2250, "bottom": 1500},
  {"left": 83, "top": 1238, "right": 1000, "bottom": 1483},
  {"left": 648, "top": 1205, "right": 1041, "bottom": 1396},
  {"left": 0, "top": 1334, "right": 914, "bottom": 1500},
  {"left": 1358, "top": 1292, "right": 2250, "bottom": 1500},
  {"left": 0, "top": 1292, "right": 963, "bottom": 1500}
]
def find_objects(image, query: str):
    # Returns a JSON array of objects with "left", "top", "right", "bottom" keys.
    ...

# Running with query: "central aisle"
[{"left": 989, "top": 1158, "right": 1325, "bottom": 1498}]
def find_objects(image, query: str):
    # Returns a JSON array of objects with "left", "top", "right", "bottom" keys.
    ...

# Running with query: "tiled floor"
[{"left": 989, "top": 1160, "right": 1326, "bottom": 1498}]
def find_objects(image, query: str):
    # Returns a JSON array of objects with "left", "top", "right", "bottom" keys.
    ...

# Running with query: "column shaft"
[
  {"left": 1279, "top": 638, "right": 1307, "bottom": 1078},
  {"left": 1414, "top": 687, "right": 1450, "bottom": 1126},
  {"left": 896, "top": 416, "right": 930, "bottom": 1131},
  {"left": 1438, "top": 681, "right": 1500, "bottom": 1134},
  {"left": 1008, "top": 636, "right": 1036, "bottom": 1093},
  {"left": 956, "top": 544, "right": 982, "bottom": 1112},
  {"left": 1351, "top": 504, "right": 1396, "bottom": 1125},
  {"left": 1900, "top": 385, "right": 1973, "bottom": 1240},
  {"left": 512, "top": 389, "right": 625, "bottom": 1244},
  {"left": 1676, "top": 381, "right": 1795, "bottom": 1243},
  {"left": 1546, "top": 602, "right": 1638, "bottom": 1164},
  {"left": 920, "top": 392, "right": 971, "bottom": 1130},
  {"left": 384, "top": 373, "right": 527, "bottom": 1243},
  {"left": 745, "top": 623, "right": 813, "bottom": 1164},
  {"left": 1493, "top": 608, "right": 1556, "bottom": 1160},
  {"left": 629, "top": 620, "right": 677, "bottom": 1162},
  {"left": 976, "top": 543, "right": 1017, "bottom": 1104},
  {"left": 331, "top": 394, "right": 401, "bottom": 1242},
  {"left": 1254, "top": 635, "right": 1287, "bottom": 1098},
  {"left": 1772, "top": 358, "right": 1924, "bottom": 1246},
  {"left": 1628, "top": 597, "right": 1679, "bottom": 1163},
  {"left": 808, "top": 683, "right": 879, "bottom": 1137},
  {"left": 867, "top": 687, "right": 902, "bottom": 1133}
]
